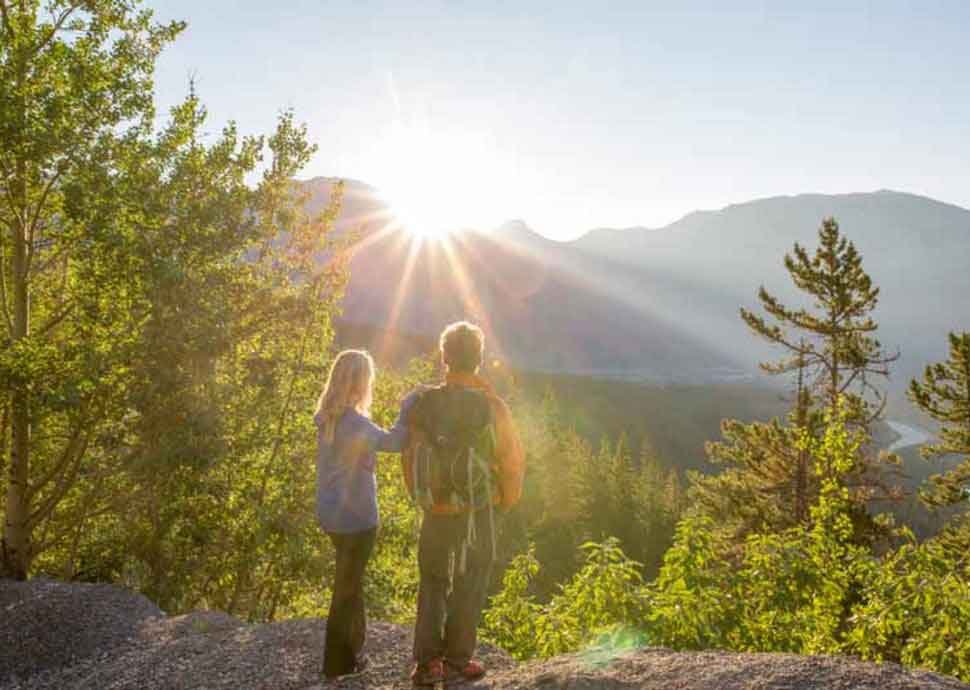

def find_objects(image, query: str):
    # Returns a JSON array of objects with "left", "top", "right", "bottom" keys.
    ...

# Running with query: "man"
[{"left": 403, "top": 321, "right": 524, "bottom": 686}]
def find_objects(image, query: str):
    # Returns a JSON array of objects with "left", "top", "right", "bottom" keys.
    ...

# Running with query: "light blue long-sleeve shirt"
[{"left": 314, "top": 397, "right": 414, "bottom": 534}]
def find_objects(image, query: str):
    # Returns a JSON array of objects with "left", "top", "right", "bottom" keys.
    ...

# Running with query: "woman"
[{"left": 314, "top": 349, "right": 415, "bottom": 678}]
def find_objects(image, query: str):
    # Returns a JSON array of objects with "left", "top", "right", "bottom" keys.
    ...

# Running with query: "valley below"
[
  {"left": 886, "top": 420, "right": 935, "bottom": 452},
  {"left": 311, "top": 179, "right": 970, "bottom": 390}
]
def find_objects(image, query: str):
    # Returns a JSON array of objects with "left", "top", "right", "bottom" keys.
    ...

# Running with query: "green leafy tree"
[
  {"left": 20, "top": 95, "right": 351, "bottom": 619},
  {"left": 509, "top": 396, "right": 590, "bottom": 596},
  {"left": 572, "top": 437, "right": 642, "bottom": 554},
  {"left": 495, "top": 401, "right": 970, "bottom": 685},
  {"left": 0, "top": 0, "right": 363, "bottom": 619},
  {"left": 694, "top": 348, "right": 820, "bottom": 536},
  {"left": 908, "top": 332, "right": 970, "bottom": 507},
  {"left": 0, "top": 0, "right": 183, "bottom": 579},
  {"left": 792, "top": 413, "right": 876, "bottom": 653}
]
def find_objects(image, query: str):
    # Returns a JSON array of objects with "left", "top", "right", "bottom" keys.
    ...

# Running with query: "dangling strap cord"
[{"left": 486, "top": 463, "right": 497, "bottom": 562}]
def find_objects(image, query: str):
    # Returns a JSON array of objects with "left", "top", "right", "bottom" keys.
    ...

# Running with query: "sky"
[{"left": 152, "top": 1, "right": 970, "bottom": 240}]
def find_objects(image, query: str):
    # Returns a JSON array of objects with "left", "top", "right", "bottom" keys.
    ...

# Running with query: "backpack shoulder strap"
[{"left": 408, "top": 384, "right": 447, "bottom": 429}]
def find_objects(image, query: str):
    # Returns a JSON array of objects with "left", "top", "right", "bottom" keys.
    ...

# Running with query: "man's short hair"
[{"left": 440, "top": 321, "right": 485, "bottom": 373}]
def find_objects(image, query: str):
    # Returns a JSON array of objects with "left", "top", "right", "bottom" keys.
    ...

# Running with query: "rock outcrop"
[{"left": 2, "top": 578, "right": 967, "bottom": 690}]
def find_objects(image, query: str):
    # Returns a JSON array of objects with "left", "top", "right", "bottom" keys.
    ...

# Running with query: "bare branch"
[
  {"left": 839, "top": 368, "right": 862, "bottom": 394},
  {"left": 27, "top": 430, "right": 90, "bottom": 530},
  {"left": 26, "top": 424, "right": 84, "bottom": 504},
  {"left": 25, "top": 166, "right": 65, "bottom": 275},
  {"left": 0, "top": 159, "right": 26, "bottom": 229},
  {"left": 36, "top": 300, "right": 74, "bottom": 335},
  {"left": 867, "top": 390, "right": 889, "bottom": 424},
  {"left": 31, "top": 240, "right": 68, "bottom": 275},
  {"left": 0, "top": 399, "right": 8, "bottom": 484},
  {"left": 0, "top": 230, "right": 14, "bottom": 333},
  {"left": 31, "top": 2, "right": 83, "bottom": 57}
]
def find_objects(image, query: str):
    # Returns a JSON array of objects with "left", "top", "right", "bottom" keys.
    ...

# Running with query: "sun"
[
  {"left": 379, "top": 173, "right": 456, "bottom": 241},
  {"left": 370, "top": 122, "right": 513, "bottom": 240}
]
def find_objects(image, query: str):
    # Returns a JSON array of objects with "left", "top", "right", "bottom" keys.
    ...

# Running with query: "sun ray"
[
  {"left": 483, "top": 222, "right": 751, "bottom": 369},
  {"left": 375, "top": 232, "right": 423, "bottom": 361},
  {"left": 341, "top": 210, "right": 397, "bottom": 256},
  {"left": 351, "top": 117, "right": 745, "bottom": 372},
  {"left": 437, "top": 234, "right": 509, "bottom": 366}
]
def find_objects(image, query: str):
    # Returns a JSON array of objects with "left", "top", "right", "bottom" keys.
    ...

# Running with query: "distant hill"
[
  {"left": 571, "top": 190, "right": 970, "bottom": 385},
  {"left": 301, "top": 179, "right": 970, "bottom": 387}
]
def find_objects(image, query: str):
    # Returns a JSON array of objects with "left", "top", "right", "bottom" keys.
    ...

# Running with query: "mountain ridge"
[
  {"left": 297, "top": 178, "right": 969, "bottom": 385},
  {"left": 298, "top": 176, "right": 969, "bottom": 243},
  {"left": 571, "top": 189, "right": 970, "bottom": 248}
]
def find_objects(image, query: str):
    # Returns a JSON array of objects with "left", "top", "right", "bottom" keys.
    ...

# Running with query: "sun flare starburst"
[{"left": 369, "top": 122, "right": 514, "bottom": 241}]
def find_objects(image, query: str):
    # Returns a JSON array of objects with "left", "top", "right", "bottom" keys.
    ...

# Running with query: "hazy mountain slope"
[
  {"left": 571, "top": 190, "right": 970, "bottom": 383},
  {"left": 339, "top": 222, "right": 731, "bottom": 376},
  {"left": 300, "top": 176, "right": 387, "bottom": 227},
  {"left": 301, "top": 179, "right": 969, "bottom": 384}
]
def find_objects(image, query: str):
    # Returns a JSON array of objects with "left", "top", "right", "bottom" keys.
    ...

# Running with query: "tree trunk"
[
  {"left": 1, "top": 55, "right": 32, "bottom": 576},
  {"left": 793, "top": 350, "right": 808, "bottom": 525},
  {"left": 2, "top": 399, "right": 30, "bottom": 579},
  {"left": 2, "top": 167, "right": 31, "bottom": 580}
]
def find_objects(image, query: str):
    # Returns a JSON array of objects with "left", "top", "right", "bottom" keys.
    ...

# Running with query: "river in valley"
[{"left": 886, "top": 420, "right": 933, "bottom": 452}]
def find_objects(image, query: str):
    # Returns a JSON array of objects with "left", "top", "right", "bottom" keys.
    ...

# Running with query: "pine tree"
[
  {"left": 741, "top": 218, "right": 898, "bottom": 426},
  {"left": 908, "top": 332, "right": 970, "bottom": 507},
  {"left": 695, "top": 417, "right": 817, "bottom": 536},
  {"left": 693, "top": 218, "right": 900, "bottom": 540}
]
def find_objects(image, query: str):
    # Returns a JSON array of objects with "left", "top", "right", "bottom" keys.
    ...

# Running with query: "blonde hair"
[{"left": 315, "top": 350, "right": 375, "bottom": 443}]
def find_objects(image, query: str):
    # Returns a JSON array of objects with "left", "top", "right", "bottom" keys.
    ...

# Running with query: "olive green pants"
[{"left": 413, "top": 509, "right": 497, "bottom": 666}]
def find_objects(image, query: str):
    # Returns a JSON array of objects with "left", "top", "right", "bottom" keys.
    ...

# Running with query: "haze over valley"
[{"left": 305, "top": 178, "right": 970, "bottom": 394}]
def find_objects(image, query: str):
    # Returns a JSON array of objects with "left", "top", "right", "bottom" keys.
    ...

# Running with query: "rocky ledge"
[{"left": 1, "top": 579, "right": 967, "bottom": 690}]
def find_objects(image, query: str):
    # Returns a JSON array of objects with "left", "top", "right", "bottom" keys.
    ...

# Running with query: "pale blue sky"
[{"left": 153, "top": 1, "right": 970, "bottom": 239}]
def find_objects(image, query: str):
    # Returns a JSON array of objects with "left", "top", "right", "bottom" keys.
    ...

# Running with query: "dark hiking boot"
[
  {"left": 411, "top": 658, "right": 446, "bottom": 686},
  {"left": 321, "top": 655, "right": 369, "bottom": 681}
]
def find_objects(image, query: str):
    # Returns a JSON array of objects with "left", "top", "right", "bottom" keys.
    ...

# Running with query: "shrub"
[
  {"left": 850, "top": 534, "right": 970, "bottom": 682},
  {"left": 484, "top": 538, "right": 648, "bottom": 660}
]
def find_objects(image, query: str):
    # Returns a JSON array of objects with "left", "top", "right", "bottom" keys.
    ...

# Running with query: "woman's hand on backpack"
[
  {"left": 400, "top": 383, "right": 432, "bottom": 407},
  {"left": 398, "top": 386, "right": 427, "bottom": 419}
]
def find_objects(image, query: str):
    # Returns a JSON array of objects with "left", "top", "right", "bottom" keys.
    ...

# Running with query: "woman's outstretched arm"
[{"left": 362, "top": 391, "right": 421, "bottom": 453}]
